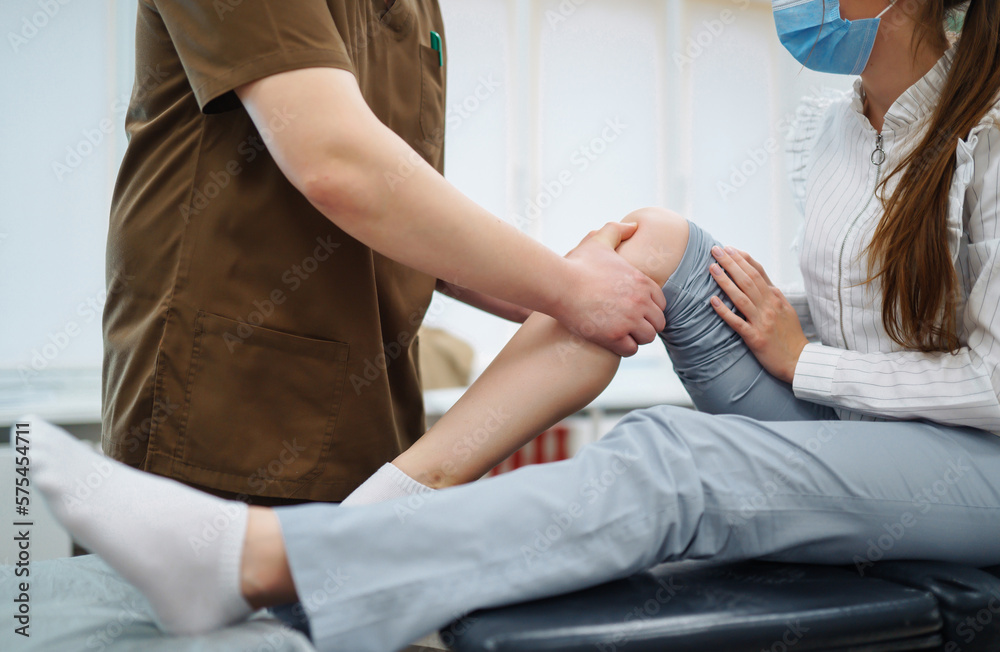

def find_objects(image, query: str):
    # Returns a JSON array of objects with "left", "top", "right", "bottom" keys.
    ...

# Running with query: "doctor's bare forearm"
[
  {"left": 436, "top": 280, "right": 532, "bottom": 323},
  {"left": 238, "top": 69, "right": 565, "bottom": 315},
  {"left": 236, "top": 67, "right": 665, "bottom": 357}
]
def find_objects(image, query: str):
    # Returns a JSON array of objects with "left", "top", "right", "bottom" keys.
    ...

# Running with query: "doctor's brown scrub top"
[{"left": 102, "top": 0, "right": 447, "bottom": 502}]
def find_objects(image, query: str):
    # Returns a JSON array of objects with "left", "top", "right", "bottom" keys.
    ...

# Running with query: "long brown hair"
[{"left": 866, "top": 0, "right": 1000, "bottom": 352}]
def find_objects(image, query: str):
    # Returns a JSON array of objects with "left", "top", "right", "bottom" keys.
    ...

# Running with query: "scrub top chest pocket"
[
  {"left": 369, "top": 0, "right": 447, "bottom": 165},
  {"left": 420, "top": 32, "right": 446, "bottom": 146}
]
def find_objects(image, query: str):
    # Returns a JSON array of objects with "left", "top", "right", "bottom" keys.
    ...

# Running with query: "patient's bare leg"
[
  {"left": 240, "top": 506, "right": 297, "bottom": 608},
  {"left": 394, "top": 208, "right": 689, "bottom": 488},
  {"left": 246, "top": 208, "right": 690, "bottom": 609}
]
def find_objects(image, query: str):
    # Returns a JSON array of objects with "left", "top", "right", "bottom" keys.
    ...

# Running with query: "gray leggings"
[{"left": 276, "top": 221, "right": 1000, "bottom": 652}]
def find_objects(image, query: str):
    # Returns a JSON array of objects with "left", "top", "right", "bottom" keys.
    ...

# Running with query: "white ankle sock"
[
  {"left": 24, "top": 415, "right": 253, "bottom": 634},
  {"left": 340, "top": 462, "right": 435, "bottom": 506}
]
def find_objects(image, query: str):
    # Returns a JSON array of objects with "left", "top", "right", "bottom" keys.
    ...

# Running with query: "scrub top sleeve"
[{"left": 152, "top": 0, "right": 355, "bottom": 114}]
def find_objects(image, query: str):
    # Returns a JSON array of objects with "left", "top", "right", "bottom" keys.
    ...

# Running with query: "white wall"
[
  {"left": 1, "top": 0, "right": 138, "bottom": 425},
  {"left": 0, "top": 0, "right": 853, "bottom": 422},
  {"left": 2, "top": 1, "right": 122, "bottom": 373}
]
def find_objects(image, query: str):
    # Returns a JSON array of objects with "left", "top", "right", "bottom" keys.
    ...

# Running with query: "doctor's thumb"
[{"left": 590, "top": 221, "right": 639, "bottom": 250}]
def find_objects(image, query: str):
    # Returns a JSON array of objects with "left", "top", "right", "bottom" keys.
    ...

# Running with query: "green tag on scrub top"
[{"left": 430, "top": 30, "right": 443, "bottom": 67}]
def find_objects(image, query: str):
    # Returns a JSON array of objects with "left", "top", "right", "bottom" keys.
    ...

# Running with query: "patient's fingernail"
[
  {"left": 724, "top": 245, "right": 737, "bottom": 255},
  {"left": 710, "top": 264, "right": 722, "bottom": 275},
  {"left": 711, "top": 297, "right": 722, "bottom": 307},
  {"left": 712, "top": 246, "right": 723, "bottom": 258}
]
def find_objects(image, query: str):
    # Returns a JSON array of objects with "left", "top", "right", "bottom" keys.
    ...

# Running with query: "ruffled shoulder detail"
[
  {"left": 954, "top": 102, "right": 1000, "bottom": 174},
  {"left": 785, "top": 89, "right": 852, "bottom": 216},
  {"left": 951, "top": 101, "right": 1000, "bottom": 261}
]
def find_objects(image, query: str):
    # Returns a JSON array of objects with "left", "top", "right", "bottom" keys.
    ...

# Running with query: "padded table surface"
[{"left": 445, "top": 561, "right": 948, "bottom": 652}]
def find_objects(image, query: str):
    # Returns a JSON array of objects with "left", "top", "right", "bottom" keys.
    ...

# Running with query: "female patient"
[{"left": 28, "top": 1, "right": 1000, "bottom": 650}]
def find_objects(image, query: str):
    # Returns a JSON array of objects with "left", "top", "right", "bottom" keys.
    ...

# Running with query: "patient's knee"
[{"left": 616, "top": 208, "right": 689, "bottom": 287}]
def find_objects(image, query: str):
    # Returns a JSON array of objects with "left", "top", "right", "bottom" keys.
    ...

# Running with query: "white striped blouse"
[{"left": 784, "top": 45, "right": 1000, "bottom": 435}]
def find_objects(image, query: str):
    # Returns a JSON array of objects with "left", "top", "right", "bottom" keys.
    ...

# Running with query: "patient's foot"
[{"left": 26, "top": 416, "right": 253, "bottom": 634}]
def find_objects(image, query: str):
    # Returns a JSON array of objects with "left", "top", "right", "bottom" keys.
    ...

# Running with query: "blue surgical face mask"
[{"left": 773, "top": 0, "right": 895, "bottom": 75}]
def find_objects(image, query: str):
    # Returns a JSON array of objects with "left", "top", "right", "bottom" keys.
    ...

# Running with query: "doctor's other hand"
[
  {"left": 557, "top": 221, "right": 667, "bottom": 358},
  {"left": 708, "top": 246, "right": 808, "bottom": 384}
]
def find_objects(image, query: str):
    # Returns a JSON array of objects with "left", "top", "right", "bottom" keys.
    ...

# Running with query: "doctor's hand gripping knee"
[{"left": 557, "top": 221, "right": 668, "bottom": 358}]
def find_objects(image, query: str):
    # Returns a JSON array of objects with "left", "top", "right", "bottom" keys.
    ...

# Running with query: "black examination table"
[
  {"left": 4, "top": 555, "right": 1000, "bottom": 651},
  {"left": 444, "top": 560, "right": 1000, "bottom": 652}
]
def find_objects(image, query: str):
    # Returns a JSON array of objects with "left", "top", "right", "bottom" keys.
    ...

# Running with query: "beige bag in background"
[{"left": 417, "top": 327, "right": 475, "bottom": 390}]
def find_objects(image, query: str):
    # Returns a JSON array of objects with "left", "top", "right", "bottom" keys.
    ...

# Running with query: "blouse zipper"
[{"left": 837, "top": 132, "right": 885, "bottom": 348}]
